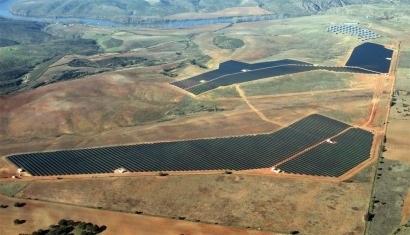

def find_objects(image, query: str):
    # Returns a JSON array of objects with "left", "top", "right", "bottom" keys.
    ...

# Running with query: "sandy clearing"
[
  {"left": 384, "top": 119, "right": 410, "bottom": 163},
  {"left": 0, "top": 194, "right": 277, "bottom": 235}
]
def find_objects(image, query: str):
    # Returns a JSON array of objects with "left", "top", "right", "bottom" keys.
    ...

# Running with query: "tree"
[
  {"left": 13, "top": 219, "right": 25, "bottom": 225},
  {"left": 13, "top": 202, "right": 26, "bottom": 207},
  {"left": 92, "top": 224, "right": 100, "bottom": 233},
  {"left": 365, "top": 212, "right": 375, "bottom": 221},
  {"left": 58, "top": 219, "right": 68, "bottom": 226}
]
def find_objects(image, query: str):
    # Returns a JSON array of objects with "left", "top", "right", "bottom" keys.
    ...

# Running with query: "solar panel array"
[
  {"left": 326, "top": 25, "right": 381, "bottom": 41},
  {"left": 171, "top": 59, "right": 310, "bottom": 90},
  {"left": 277, "top": 128, "right": 374, "bottom": 177},
  {"left": 7, "top": 114, "right": 364, "bottom": 177}
]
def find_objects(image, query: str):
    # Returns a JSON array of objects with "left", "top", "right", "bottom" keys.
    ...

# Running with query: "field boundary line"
[{"left": 273, "top": 127, "right": 353, "bottom": 168}]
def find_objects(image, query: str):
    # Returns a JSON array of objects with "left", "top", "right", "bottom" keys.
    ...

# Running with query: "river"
[{"left": 0, "top": 0, "right": 287, "bottom": 28}]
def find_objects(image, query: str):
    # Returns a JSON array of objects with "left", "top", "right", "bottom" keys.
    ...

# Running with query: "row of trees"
[{"left": 30, "top": 219, "right": 107, "bottom": 235}]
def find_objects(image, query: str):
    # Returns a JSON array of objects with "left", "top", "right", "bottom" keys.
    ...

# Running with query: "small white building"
[
  {"left": 116, "top": 168, "right": 127, "bottom": 173},
  {"left": 271, "top": 167, "right": 281, "bottom": 173}
]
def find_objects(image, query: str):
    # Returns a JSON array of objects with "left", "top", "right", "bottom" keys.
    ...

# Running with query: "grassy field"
[
  {"left": 239, "top": 71, "right": 354, "bottom": 96},
  {"left": 0, "top": 181, "right": 30, "bottom": 197},
  {"left": 15, "top": 174, "right": 371, "bottom": 235}
]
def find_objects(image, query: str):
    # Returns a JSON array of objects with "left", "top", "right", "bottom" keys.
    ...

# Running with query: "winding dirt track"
[{"left": 235, "top": 84, "right": 276, "bottom": 124}]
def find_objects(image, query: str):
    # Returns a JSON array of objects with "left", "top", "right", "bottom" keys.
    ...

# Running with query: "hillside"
[{"left": 9, "top": 0, "right": 397, "bottom": 23}]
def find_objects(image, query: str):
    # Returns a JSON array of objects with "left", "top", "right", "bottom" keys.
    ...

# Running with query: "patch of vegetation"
[
  {"left": 14, "top": 202, "right": 26, "bottom": 207},
  {"left": 102, "top": 38, "right": 123, "bottom": 49},
  {"left": 392, "top": 220, "right": 410, "bottom": 235},
  {"left": 213, "top": 35, "right": 244, "bottom": 50},
  {"left": 68, "top": 57, "right": 147, "bottom": 69},
  {"left": 13, "top": 219, "right": 26, "bottom": 225},
  {"left": 183, "top": 37, "right": 212, "bottom": 69},
  {"left": 346, "top": 161, "right": 376, "bottom": 183},
  {"left": 0, "top": 181, "right": 30, "bottom": 197},
  {"left": 166, "top": 97, "right": 225, "bottom": 116},
  {"left": 160, "top": 62, "right": 185, "bottom": 77},
  {"left": 50, "top": 70, "right": 100, "bottom": 84},
  {"left": 367, "top": 159, "right": 410, "bottom": 235},
  {"left": 241, "top": 71, "right": 353, "bottom": 96},
  {"left": 0, "top": 38, "right": 19, "bottom": 47},
  {"left": 205, "top": 86, "right": 240, "bottom": 99},
  {"left": 0, "top": 18, "right": 101, "bottom": 94},
  {"left": 32, "top": 219, "right": 107, "bottom": 235},
  {"left": 399, "top": 51, "right": 410, "bottom": 69}
]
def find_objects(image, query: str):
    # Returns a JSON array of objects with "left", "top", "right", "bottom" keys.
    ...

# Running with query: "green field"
[
  {"left": 0, "top": 181, "right": 30, "bottom": 197},
  {"left": 239, "top": 71, "right": 353, "bottom": 96}
]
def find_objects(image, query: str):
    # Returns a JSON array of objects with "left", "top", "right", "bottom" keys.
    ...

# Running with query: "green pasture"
[{"left": 240, "top": 70, "right": 353, "bottom": 96}]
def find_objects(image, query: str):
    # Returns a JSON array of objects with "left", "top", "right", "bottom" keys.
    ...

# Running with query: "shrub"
[
  {"left": 58, "top": 219, "right": 68, "bottom": 226},
  {"left": 365, "top": 212, "right": 375, "bottom": 221},
  {"left": 14, "top": 202, "right": 26, "bottom": 207},
  {"left": 13, "top": 219, "right": 25, "bottom": 225}
]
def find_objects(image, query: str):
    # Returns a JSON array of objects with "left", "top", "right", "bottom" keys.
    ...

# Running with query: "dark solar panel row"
[
  {"left": 186, "top": 65, "right": 377, "bottom": 95},
  {"left": 7, "top": 114, "right": 352, "bottom": 176},
  {"left": 277, "top": 128, "right": 373, "bottom": 177},
  {"left": 171, "top": 59, "right": 310, "bottom": 89}
]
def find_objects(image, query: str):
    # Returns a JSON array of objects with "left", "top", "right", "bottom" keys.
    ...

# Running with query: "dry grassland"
[
  {"left": 15, "top": 175, "right": 371, "bottom": 235},
  {"left": 0, "top": 194, "right": 274, "bottom": 235}
]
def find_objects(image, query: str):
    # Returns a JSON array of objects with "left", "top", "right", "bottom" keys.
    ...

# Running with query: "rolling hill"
[{"left": 9, "top": 0, "right": 399, "bottom": 23}]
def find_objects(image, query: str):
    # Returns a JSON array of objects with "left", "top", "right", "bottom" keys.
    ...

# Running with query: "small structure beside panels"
[{"left": 7, "top": 114, "right": 374, "bottom": 178}]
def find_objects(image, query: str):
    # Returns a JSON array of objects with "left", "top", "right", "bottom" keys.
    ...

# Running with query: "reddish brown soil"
[{"left": 0, "top": 194, "right": 275, "bottom": 235}]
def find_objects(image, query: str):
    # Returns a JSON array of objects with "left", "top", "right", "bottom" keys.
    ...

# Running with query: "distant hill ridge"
[{"left": 9, "top": 0, "right": 400, "bottom": 23}]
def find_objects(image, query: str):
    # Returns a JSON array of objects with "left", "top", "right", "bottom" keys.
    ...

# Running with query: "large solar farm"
[
  {"left": 7, "top": 114, "right": 374, "bottom": 177},
  {"left": 5, "top": 42, "right": 391, "bottom": 179},
  {"left": 1, "top": 10, "right": 405, "bottom": 234}
]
